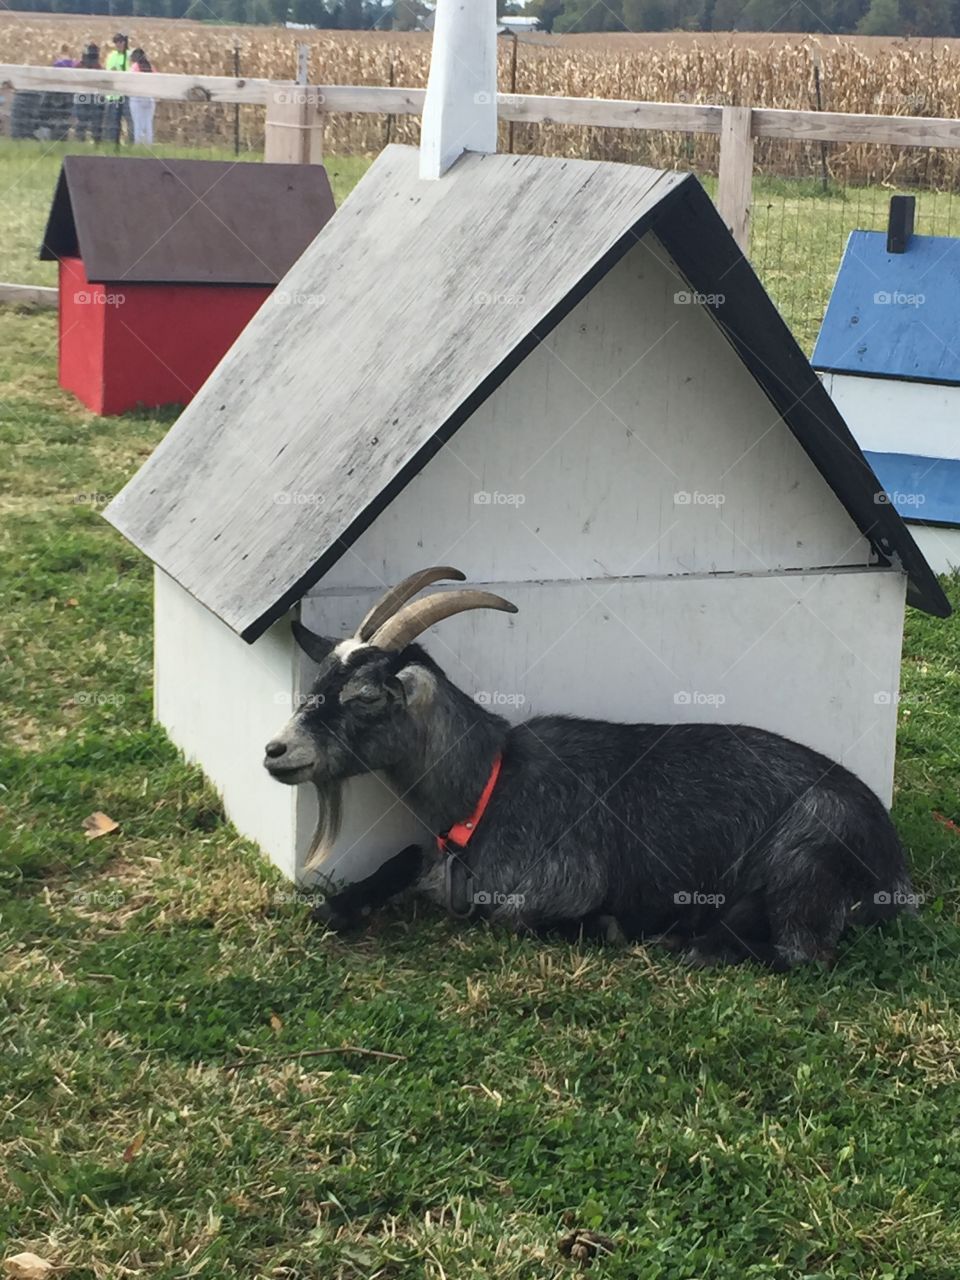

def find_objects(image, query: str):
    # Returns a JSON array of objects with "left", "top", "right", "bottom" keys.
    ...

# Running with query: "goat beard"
[{"left": 302, "top": 779, "right": 344, "bottom": 874}]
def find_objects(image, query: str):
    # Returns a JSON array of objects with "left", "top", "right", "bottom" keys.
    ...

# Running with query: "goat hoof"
[
  {"left": 647, "top": 932, "right": 686, "bottom": 953},
  {"left": 309, "top": 899, "right": 368, "bottom": 933},
  {"left": 597, "top": 914, "right": 627, "bottom": 945},
  {"left": 680, "top": 939, "right": 743, "bottom": 969}
]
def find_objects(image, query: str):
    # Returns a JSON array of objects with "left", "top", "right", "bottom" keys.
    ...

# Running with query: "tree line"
[
  {"left": 12, "top": 0, "right": 960, "bottom": 39},
  {"left": 532, "top": 0, "right": 960, "bottom": 35}
]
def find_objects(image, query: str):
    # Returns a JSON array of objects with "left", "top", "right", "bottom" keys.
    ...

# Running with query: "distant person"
[
  {"left": 104, "top": 33, "right": 132, "bottom": 143},
  {"left": 129, "top": 47, "right": 156, "bottom": 145},
  {"left": 44, "top": 43, "right": 76, "bottom": 140},
  {"left": 74, "top": 43, "right": 104, "bottom": 143}
]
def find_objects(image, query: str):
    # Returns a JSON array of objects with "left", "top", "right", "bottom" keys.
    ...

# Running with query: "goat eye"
[{"left": 341, "top": 682, "right": 383, "bottom": 706}]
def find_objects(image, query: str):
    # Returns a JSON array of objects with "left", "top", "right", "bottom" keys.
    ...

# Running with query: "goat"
[{"left": 264, "top": 567, "right": 916, "bottom": 969}]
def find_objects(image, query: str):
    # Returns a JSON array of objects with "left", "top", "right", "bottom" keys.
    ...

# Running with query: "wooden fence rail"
[{"left": 3, "top": 61, "right": 960, "bottom": 254}]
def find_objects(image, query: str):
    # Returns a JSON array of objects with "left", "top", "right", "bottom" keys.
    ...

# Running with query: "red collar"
[{"left": 436, "top": 753, "right": 502, "bottom": 855}]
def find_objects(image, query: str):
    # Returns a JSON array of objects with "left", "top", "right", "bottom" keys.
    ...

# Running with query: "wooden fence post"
[
  {"left": 716, "top": 105, "right": 754, "bottom": 253},
  {"left": 264, "top": 86, "right": 324, "bottom": 164}
]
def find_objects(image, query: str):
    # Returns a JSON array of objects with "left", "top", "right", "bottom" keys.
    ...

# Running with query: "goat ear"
[
  {"left": 291, "top": 620, "right": 335, "bottom": 665},
  {"left": 395, "top": 664, "right": 435, "bottom": 711}
]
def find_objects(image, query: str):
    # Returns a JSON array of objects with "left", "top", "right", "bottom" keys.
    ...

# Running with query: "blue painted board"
[
  {"left": 813, "top": 230, "right": 960, "bottom": 385},
  {"left": 866, "top": 450, "right": 960, "bottom": 526}
]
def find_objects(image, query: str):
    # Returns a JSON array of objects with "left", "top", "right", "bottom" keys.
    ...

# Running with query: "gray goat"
[{"left": 264, "top": 567, "right": 915, "bottom": 969}]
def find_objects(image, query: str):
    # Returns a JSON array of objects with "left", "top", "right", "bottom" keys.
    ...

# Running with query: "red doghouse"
[{"left": 41, "top": 155, "right": 335, "bottom": 416}]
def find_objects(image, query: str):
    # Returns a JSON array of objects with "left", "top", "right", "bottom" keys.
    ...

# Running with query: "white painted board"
[
  {"left": 908, "top": 525, "right": 960, "bottom": 575},
  {"left": 419, "top": 0, "right": 498, "bottom": 179},
  {"left": 317, "top": 234, "right": 873, "bottom": 598},
  {"left": 154, "top": 570, "right": 305, "bottom": 878},
  {"left": 823, "top": 373, "right": 960, "bottom": 461}
]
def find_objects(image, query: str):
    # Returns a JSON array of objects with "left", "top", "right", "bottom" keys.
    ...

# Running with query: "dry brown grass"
[{"left": 3, "top": 18, "right": 960, "bottom": 181}]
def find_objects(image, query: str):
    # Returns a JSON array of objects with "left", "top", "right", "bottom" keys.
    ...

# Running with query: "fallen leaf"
[
  {"left": 269, "top": 1012, "right": 283, "bottom": 1034},
  {"left": 558, "top": 1230, "right": 617, "bottom": 1268},
  {"left": 4, "top": 1254, "right": 57, "bottom": 1279},
  {"left": 122, "top": 1132, "right": 145, "bottom": 1163},
  {"left": 82, "top": 811, "right": 119, "bottom": 840}
]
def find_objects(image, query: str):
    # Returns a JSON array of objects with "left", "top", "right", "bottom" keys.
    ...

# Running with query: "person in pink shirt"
[{"left": 129, "top": 47, "right": 156, "bottom": 145}]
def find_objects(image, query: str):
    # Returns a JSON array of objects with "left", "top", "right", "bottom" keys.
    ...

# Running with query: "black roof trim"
[{"left": 649, "top": 181, "right": 950, "bottom": 620}]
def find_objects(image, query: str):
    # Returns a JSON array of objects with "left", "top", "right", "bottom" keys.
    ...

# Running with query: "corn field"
[{"left": 4, "top": 19, "right": 960, "bottom": 183}]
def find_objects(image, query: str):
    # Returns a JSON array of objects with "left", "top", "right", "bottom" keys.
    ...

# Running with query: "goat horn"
[
  {"left": 355, "top": 566, "right": 467, "bottom": 641},
  {"left": 371, "top": 589, "right": 518, "bottom": 652}
]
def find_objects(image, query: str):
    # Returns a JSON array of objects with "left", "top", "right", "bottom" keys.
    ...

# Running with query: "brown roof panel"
[{"left": 40, "top": 155, "right": 336, "bottom": 285}]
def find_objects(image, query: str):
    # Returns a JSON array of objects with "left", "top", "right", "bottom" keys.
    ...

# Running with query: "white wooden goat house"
[{"left": 105, "top": 147, "right": 949, "bottom": 883}]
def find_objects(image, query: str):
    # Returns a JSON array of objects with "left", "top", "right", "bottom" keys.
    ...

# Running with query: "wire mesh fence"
[
  {"left": 751, "top": 141, "right": 960, "bottom": 352},
  {"left": 2, "top": 84, "right": 959, "bottom": 357}
]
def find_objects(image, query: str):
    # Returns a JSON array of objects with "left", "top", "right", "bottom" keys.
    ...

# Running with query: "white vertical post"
[
  {"left": 419, "top": 0, "right": 498, "bottom": 180},
  {"left": 716, "top": 106, "right": 754, "bottom": 253}
]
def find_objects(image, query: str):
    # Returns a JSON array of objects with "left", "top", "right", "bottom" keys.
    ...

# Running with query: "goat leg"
[{"left": 310, "top": 844, "right": 424, "bottom": 932}]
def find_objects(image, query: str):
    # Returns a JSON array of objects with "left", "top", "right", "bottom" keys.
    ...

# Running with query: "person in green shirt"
[{"left": 104, "top": 33, "right": 132, "bottom": 143}]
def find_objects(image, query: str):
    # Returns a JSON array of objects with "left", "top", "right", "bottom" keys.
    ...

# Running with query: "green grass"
[
  {"left": 5, "top": 131, "right": 960, "bottom": 1280},
  {"left": 2, "top": 308, "right": 960, "bottom": 1278}
]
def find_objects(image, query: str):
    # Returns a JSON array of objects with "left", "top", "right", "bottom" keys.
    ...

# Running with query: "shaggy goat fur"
[{"left": 264, "top": 631, "right": 913, "bottom": 970}]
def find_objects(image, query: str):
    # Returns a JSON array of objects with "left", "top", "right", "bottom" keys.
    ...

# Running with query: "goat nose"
[{"left": 265, "top": 739, "right": 288, "bottom": 759}]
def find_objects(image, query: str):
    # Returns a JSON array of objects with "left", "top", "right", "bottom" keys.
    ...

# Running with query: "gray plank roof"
[
  {"left": 105, "top": 145, "right": 950, "bottom": 637},
  {"left": 40, "top": 155, "right": 336, "bottom": 285}
]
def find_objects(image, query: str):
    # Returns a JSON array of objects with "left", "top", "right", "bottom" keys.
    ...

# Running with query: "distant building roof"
[
  {"left": 813, "top": 229, "right": 960, "bottom": 386},
  {"left": 40, "top": 155, "right": 336, "bottom": 286}
]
